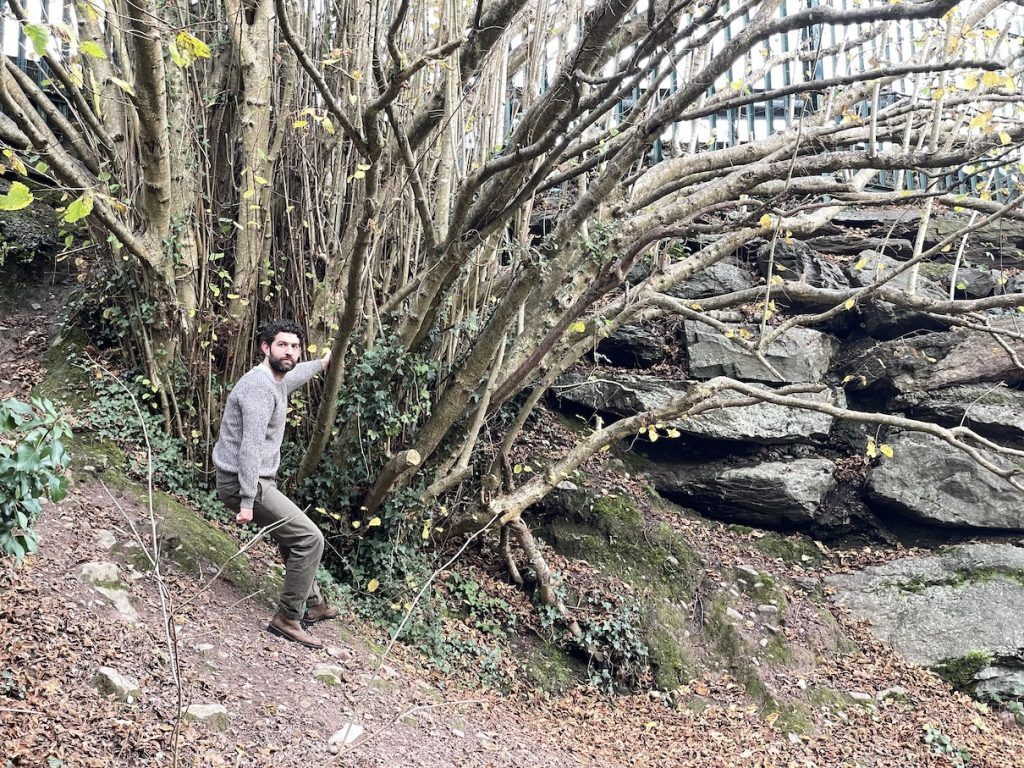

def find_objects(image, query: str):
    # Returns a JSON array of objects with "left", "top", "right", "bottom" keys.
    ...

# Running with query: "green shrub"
[{"left": 0, "top": 397, "right": 71, "bottom": 562}]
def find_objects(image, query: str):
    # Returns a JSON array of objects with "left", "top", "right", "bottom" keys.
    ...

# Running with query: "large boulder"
[
  {"left": 666, "top": 262, "right": 755, "bottom": 300},
  {"left": 841, "top": 319, "right": 1024, "bottom": 394},
  {"left": 648, "top": 458, "right": 837, "bottom": 527},
  {"left": 554, "top": 373, "right": 840, "bottom": 444},
  {"left": 892, "top": 385, "right": 1024, "bottom": 447},
  {"left": 844, "top": 251, "right": 948, "bottom": 339},
  {"left": 595, "top": 325, "right": 668, "bottom": 368},
  {"left": 685, "top": 322, "right": 838, "bottom": 383},
  {"left": 865, "top": 431, "right": 1024, "bottom": 530},
  {"left": 827, "top": 543, "right": 1024, "bottom": 699},
  {"left": 755, "top": 240, "right": 849, "bottom": 290}
]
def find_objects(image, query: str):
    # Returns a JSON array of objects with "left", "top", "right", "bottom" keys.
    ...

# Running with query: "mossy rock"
[
  {"left": 753, "top": 532, "right": 822, "bottom": 566},
  {"left": 533, "top": 489, "right": 701, "bottom": 690},
  {"left": 521, "top": 642, "right": 585, "bottom": 695},
  {"left": 933, "top": 651, "right": 994, "bottom": 693},
  {"left": 766, "top": 701, "right": 814, "bottom": 735},
  {"left": 32, "top": 328, "right": 92, "bottom": 408}
]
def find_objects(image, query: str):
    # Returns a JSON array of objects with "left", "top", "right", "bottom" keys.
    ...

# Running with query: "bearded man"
[{"left": 213, "top": 319, "right": 337, "bottom": 648}]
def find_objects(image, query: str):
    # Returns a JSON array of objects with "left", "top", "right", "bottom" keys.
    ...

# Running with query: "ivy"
[{"left": 0, "top": 397, "right": 71, "bottom": 563}]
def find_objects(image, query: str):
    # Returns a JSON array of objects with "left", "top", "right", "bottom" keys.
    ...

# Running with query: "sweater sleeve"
[
  {"left": 284, "top": 359, "right": 323, "bottom": 394},
  {"left": 238, "top": 384, "right": 275, "bottom": 508}
]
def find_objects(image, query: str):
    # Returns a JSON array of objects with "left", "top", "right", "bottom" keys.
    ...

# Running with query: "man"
[{"left": 213, "top": 319, "right": 337, "bottom": 648}]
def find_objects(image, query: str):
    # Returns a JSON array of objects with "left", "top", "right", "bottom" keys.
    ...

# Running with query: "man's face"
[{"left": 263, "top": 332, "right": 302, "bottom": 374}]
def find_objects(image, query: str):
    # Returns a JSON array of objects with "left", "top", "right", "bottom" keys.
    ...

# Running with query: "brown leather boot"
[
  {"left": 303, "top": 602, "right": 339, "bottom": 623},
  {"left": 267, "top": 612, "right": 323, "bottom": 648}
]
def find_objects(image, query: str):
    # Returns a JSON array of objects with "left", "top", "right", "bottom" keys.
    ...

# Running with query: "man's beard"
[{"left": 268, "top": 352, "right": 296, "bottom": 373}]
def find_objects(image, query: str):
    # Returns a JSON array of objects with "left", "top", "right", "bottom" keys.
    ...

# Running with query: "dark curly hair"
[{"left": 257, "top": 319, "right": 305, "bottom": 349}]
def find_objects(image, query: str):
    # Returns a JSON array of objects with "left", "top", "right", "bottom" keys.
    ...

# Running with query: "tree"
[{"left": 2, "top": 0, "right": 1023, "bottom": 617}]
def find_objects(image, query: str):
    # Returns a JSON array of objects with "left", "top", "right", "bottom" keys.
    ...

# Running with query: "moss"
[
  {"left": 934, "top": 651, "right": 994, "bottom": 693},
  {"left": 32, "top": 328, "right": 92, "bottom": 407},
  {"left": 753, "top": 533, "right": 822, "bottom": 566},
  {"left": 734, "top": 569, "right": 789, "bottom": 619},
  {"left": 763, "top": 634, "right": 794, "bottom": 664},
  {"left": 647, "top": 600, "right": 696, "bottom": 690},
  {"left": 805, "top": 685, "right": 848, "bottom": 712},
  {"left": 521, "top": 643, "right": 584, "bottom": 695},
  {"left": 766, "top": 701, "right": 814, "bottom": 735}
]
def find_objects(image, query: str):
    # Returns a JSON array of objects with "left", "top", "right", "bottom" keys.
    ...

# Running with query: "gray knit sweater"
[{"left": 213, "top": 360, "right": 322, "bottom": 508}]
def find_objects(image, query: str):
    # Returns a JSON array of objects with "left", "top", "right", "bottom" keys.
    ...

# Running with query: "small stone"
[
  {"left": 451, "top": 728, "right": 465, "bottom": 738},
  {"left": 379, "top": 664, "right": 399, "bottom": 680},
  {"left": 876, "top": 686, "right": 909, "bottom": 703},
  {"left": 736, "top": 565, "right": 760, "bottom": 579},
  {"left": 313, "top": 664, "right": 347, "bottom": 686},
  {"left": 759, "top": 638, "right": 768, "bottom": 648},
  {"left": 182, "top": 703, "right": 229, "bottom": 730},
  {"left": 31, "top": 302, "right": 41, "bottom": 310},
  {"left": 93, "top": 667, "right": 141, "bottom": 702},
  {"left": 665, "top": 555, "right": 680, "bottom": 567},
  {"left": 328, "top": 723, "right": 364, "bottom": 747},
  {"left": 757, "top": 604, "right": 779, "bottom": 615},
  {"left": 94, "top": 530, "right": 117, "bottom": 551},
  {"left": 82, "top": 465, "right": 97, "bottom": 473},
  {"left": 195, "top": 643, "right": 215, "bottom": 654},
  {"left": 78, "top": 561, "right": 121, "bottom": 587},
  {"left": 325, "top": 645, "right": 355, "bottom": 661},
  {"left": 555, "top": 480, "right": 579, "bottom": 491},
  {"left": 764, "top": 624, "right": 782, "bottom": 635},
  {"left": 95, "top": 587, "right": 139, "bottom": 621},
  {"left": 725, "top": 607, "right": 744, "bottom": 622}
]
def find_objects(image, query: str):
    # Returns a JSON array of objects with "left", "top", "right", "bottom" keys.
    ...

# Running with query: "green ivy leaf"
[
  {"left": 24, "top": 24, "right": 49, "bottom": 57},
  {"left": 80, "top": 40, "right": 106, "bottom": 59},
  {"left": 63, "top": 193, "right": 93, "bottom": 223},
  {"left": 0, "top": 182, "right": 33, "bottom": 211}
]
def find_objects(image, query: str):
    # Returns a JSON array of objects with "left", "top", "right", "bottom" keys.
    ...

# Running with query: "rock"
[
  {"left": 892, "top": 385, "right": 1024, "bottom": 447},
  {"left": 555, "top": 480, "right": 579, "bottom": 492},
  {"left": 313, "top": 663, "right": 348, "bottom": 686},
  {"left": 94, "top": 587, "right": 140, "bottom": 622},
  {"left": 93, "top": 667, "right": 141, "bottom": 702},
  {"left": 847, "top": 691, "right": 875, "bottom": 707},
  {"left": 844, "top": 251, "right": 948, "bottom": 338},
  {"left": 667, "top": 262, "right": 755, "bottom": 300},
  {"left": 755, "top": 240, "right": 849, "bottom": 290},
  {"left": 756, "top": 604, "right": 779, "bottom": 615},
  {"left": 78, "top": 561, "right": 121, "bottom": 587},
  {"left": 94, "top": 530, "right": 118, "bottom": 551},
  {"left": 841, "top": 320, "right": 1024, "bottom": 394},
  {"left": 735, "top": 564, "right": 761, "bottom": 579},
  {"left": 827, "top": 543, "right": 1024, "bottom": 696},
  {"left": 328, "top": 723, "right": 364, "bottom": 747},
  {"left": 865, "top": 432, "right": 1024, "bottom": 530},
  {"left": 725, "top": 607, "right": 744, "bottom": 622},
  {"left": 875, "top": 686, "right": 909, "bottom": 703},
  {"left": 596, "top": 324, "right": 667, "bottom": 368},
  {"left": 181, "top": 703, "right": 229, "bottom": 730},
  {"left": 807, "top": 236, "right": 913, "bottom": 259},
  {"left": 554, "top": 373, "right": 840, "bottom": 444},
  {"left": 685, "top": 322, "right": 838, "bottom": 383},
  {"left": 974, "top": 666, "right": 1024, "bottom": 701},
  {"left": 951, "top": 267, "right": 1000, "bottom": 298},
  {"left": 325, "top": 645, "right": 356, "bottom": 661},
  {"left": 648, "top": 458, "right": 837, "bottom": 527},
  {"left": 195, "top": 643, "right": 215, "bottom": 654}
]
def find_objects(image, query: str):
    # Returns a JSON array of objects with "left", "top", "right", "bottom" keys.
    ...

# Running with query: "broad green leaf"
[
  {"left": 63, "top": 193, "right": 93, "bottom": 223},
  {"left": 80, "top": 40, "right": 106, "bottom": 59},
  {"left": 0, "top": 182, "right": 33, "bottom": 211},
  {"left": 24, "top": 24, "right": 49, "bottom": 57}
]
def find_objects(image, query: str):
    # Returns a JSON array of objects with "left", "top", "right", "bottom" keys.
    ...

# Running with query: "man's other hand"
[
  {"left": 320, "top": 348, "right": 332, "bottom": 371},
  {"left": 236, "top": 506, "right": 254, "bottom": 524}
]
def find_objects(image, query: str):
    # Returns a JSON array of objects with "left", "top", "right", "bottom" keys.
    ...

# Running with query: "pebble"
[
  {"left": 93, "top": 667, "right": 142, "bottom": 702},
  {"left": 328, "top": 723, "right": 364, "bottom": 748}
]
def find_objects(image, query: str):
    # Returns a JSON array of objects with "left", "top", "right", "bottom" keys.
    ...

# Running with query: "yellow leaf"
[
  {"left": 983, "top": 28, "right": 999, "bottom": 40},
  {"left": 367, "top": 578, "right": 379, "bottom": 593},
  {"left": 729, "top": 79, "right": 744, "bottom": 92},
  {"left": 307, "top": 343, "right": 318, "bottom": 353},
  {"left": 770, "top": 274, "right": 783, "bottom": 285},
  {"left": 963, "top": 74, "right": 978, "bottom": 90},
  {"left": 844, "top": 298, "right": 855, "bottom": 310},
  {"left": 569, "top": 321, "right": 587, "bottom": 333},
  {"left": 758, "top": 214, "right": 772, "bottom": 228},
  {"left": 80, "top": 40, "right": 106, "bottom": 59},
  {"left": 999, "top": 131, "right": 1012, "bottom": 146},
  {"left": 351, "top": 520, "right": 361, "bottom": 528},
  {"left": 853, "top": 257, "right": 869, "bottom": 270},
  {"left": 738, "top": 328, "right": 752, "bottom": 339},
  {"left": 941, "top": 243, "right": 953, "bottom": 252},
  {"left": 647, "top": 427, "right": 659, "bottom": 442},
  {"left": 599, "top": 444, "right": 610, "bottom": 452},
  {"left": 368, "top": 516, "right": 381, "bottom": 527},
  {"left": 982, "top": 71, "right": 1001, "bottom": 89},
  {"left": 666, "top": 428, "right": 681, "bottom": 438},
  {"left": 513, "top": 464, "right": 523, "bottom": 475},
  {"left": 350, "top": 69, "right": 363, "bottom": 81},
  {"left": 879, "top": 444, "right": 894, "bottom": 458},
  {"left": 774, "top": 263, "right": 787, "bottom": 271},
  {"left": 866, "top": 438, "right": 877, "bottom": 459},
  {"left": 321, "top": 117, "right": 336, "bottom": 135},
  {"left": 352, "top": 169, "right": 365, "bottom": 180},
  {"left": 725, "top": 329, "right": 735, "bottom": 338}
]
